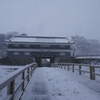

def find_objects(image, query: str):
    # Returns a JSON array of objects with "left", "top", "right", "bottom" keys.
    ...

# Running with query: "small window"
[
  {"left": 14, "top": 44, "right": 19, "bottom": 47},
  {"left": 46, "top": 45, "right": 50, "bottom": 47},
  {"left": 14, "top": 52, "right": 19, "bottom": 55},
  {"left": 40, "top": 45, "right": 50, "bottom": 47},
  {"left": 25, "top": 44, "right": 30, "bottom": 47},
  {"left": 48, "top": 50, "right": 50, "bottom": 53},
  {"left": 60, "top": 52, "right": 65, "bottom": 56},
  {"left": 24, "top": 52, "right": 30, "bottom": 55},
  {"left": 60, "top": 45, "right": 65, "bottom": 48}
]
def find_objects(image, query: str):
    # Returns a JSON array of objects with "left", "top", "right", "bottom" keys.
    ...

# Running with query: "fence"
[
  {"left": 0, "top": 63, "right": 37, "bottom": 100},
  {"left": 51, "top": 63, "right": 100, "bottom": 80}
]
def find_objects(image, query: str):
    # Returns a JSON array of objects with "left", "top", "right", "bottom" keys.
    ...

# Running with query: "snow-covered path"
[
  {"left": 22, "top": 68, "right": 51, "bottom": 100},
  {"left": 22, "top": 67, "right": 100, "bottom": 100}
]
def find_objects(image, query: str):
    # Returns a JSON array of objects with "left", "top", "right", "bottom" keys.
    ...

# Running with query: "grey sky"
[{"left": 0, "top": 0, "right": 100, "bottom": 40}]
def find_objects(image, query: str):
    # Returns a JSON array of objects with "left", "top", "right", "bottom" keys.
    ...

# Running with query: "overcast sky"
[{"left": 0, "top": 0, "right": 100, "bottom": 40}]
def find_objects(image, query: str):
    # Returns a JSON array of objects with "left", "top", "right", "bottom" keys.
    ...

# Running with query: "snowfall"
[{"left": 0, "top": 65, "right": 100, "bottom": 100}]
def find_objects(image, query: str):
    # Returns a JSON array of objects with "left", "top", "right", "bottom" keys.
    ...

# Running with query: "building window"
[
  {"left": 14, "top": 52, "right": 19, "bottom": 55},
  {"left": 60, "top": 52, "right": 65, "bottom": 56},
  {"left": 14, "top": 44, "right": 19, "bottom": 47},
  {"left": 60, "top": 45, "right": 65, "bottom": 48},
  {"left": 25, "top": 44, "right": 30, "bottom": 47},
  {"left": 40, "top": 45, "right": 50, "bottom": 47},
  {"left": 24, "top": 52, "right": 30, "bottom": 55}
]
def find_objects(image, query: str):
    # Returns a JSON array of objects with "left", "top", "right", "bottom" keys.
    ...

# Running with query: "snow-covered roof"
[
  {"left": 11, "top": 37, "right": 36, "bottom": 42},
  {"left": 9, "top": 36, "right": 72, "bottom": 43}
]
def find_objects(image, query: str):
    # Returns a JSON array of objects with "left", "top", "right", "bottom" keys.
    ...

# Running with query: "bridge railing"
[
  {"left": 0, "top": 63, "right": 37, "bottom": 100},
  {"left": 51, "top": 63, "right": 100, "bottom": 81}
]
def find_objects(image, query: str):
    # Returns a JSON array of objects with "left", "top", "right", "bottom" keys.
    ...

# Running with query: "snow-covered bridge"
[{"left": 0, "top": 63, "right": 100, "bottom": 100}]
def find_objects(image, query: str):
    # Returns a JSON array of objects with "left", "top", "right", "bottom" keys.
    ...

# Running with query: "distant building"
[
  {"left": 20, "top": 33, "right": 27, "bottom": 36},
  {"left": 5, "top": 36, "right": 74, "bottom": 66}
]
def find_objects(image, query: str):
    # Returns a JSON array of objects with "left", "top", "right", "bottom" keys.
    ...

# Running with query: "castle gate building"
[{"left": 6, "top": 36, "right": 74, "bottom": 66}]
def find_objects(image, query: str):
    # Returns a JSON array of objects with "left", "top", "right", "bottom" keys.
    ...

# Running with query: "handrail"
[
  {"left": 75, "top": 55, "right": 100, "bottom": 57},
  {"left": 0, "top": 62, "right": 37, "bottom": 100},
  {"left": 52, "top": 62, "right": 100, "bottom": 67},
  {"left": 51, "top": 63, "right": 100, "bottom": 80}
]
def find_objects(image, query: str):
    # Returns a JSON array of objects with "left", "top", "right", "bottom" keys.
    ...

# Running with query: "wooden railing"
[
  {"left": 0, "top": 63, "right": 37, "bottom": 100},
  {"left": 51, "top": 63, "right": 100, "bottom": 80}
]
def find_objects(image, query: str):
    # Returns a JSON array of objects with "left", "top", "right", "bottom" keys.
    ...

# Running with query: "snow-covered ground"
[
  {"left": 0, "top": 65, "right": 24, "bottom": 99},
  {"left": 0, "top": 66, "right": 18, "bottom": 79},
  {"left": 0, "top": 65, "right": 24, "bottom": 78},
  {"left": 22, "top": 67, "right": 100, "bottom": 100}
]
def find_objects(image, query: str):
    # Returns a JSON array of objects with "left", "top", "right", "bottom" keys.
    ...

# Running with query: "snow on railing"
[
  {"left": 0, "top": 63, "right": 37, "bottom": 100},
  {"left": 51, "top": 63, "right": 100, "bottom": 81}
]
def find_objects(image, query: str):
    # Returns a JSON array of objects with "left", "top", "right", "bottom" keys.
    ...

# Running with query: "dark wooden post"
[
  {"left": 61, "top": 65, "right": 62, "bottom": 69},
  {"left": 90, "top": 66, "right": 93, "bottom": 80},
  {"left": 72, "top": 65, "right": 74, "bottom": 72},
  {"left": 79, "top": 65, "right": 81, "bottom": 75},
  {"left": 31, "top": 66, "right": 33, "bottom": 76},
  {"left": 31, "top": 65, "right": 34, "bottom": 74},
  {"left": 68, "top": 65, "right": 69, "bottom": 71},
  {"left": 27, "top": 67, "right": 30, "bottom": 82},
  {"left": 7, "top": 80, "right": 15, "bottom": 100},
  {"left": 64, "top": 66, "right": 66, "bottom": 70},
  {"left": 22, "top": 71, "right": 25, "bottom": 92},
  {"left": 92, "top": 67, "right": 95, "bottom": 80}
]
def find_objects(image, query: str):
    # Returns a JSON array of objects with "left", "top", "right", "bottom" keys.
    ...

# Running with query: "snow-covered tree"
[
  {"left": 6, "top": 31, "right": 18, "bottom": 39},
  {"left": 71, "top": 35, "right": 100, "bottom": 56}
]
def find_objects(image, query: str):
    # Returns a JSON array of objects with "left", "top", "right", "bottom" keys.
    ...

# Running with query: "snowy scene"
[{"left": 0, "top": 0, "right": 100, "bottom": 100}]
